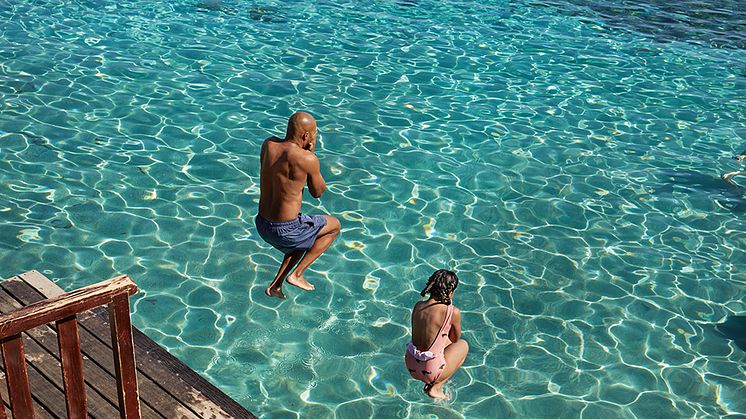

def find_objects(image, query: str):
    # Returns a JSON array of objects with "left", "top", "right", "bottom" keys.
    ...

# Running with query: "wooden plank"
[
  {"left": 12, "top": 353, "right": 69, "bottom": 418},
  {"left": 0, "top": 353, "right": 56, "bottom": 419},
  {"left": 56, "top": 316, "right": 87, "bottom": 419},
  {"left": 0, "top": 362, "right": 14, "bottom": 418},
  {"left": 109, "top": 295, "right": 140, "bottom": 419},
  {"left": 1, "top": 333, "right": 70, "bottom": 418},
  {"left": 0, "top": 375, "right": 8, "bottom": 419},
  {"left": 11, "top": 273, "right": 254, "bottom": 419},
  {"left": 18, "top": 274, "right": 246, "bottom": 419},
  {"left": 18, "top": 272, "right": 63, "bottom": 300},
  {"left": 0, "top": 290, "right": 120, "bottom": 419},
  {"left": 1, "top": 279, "right": 174, "bottom": 419},
  {"left": 1, "top": 335, "right": 33, "bottom": 417},
  {"left": 0, "top": 275, "right": 136, "bottom": 340}
]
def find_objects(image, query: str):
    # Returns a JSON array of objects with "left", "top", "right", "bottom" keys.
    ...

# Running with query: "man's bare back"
[
  {"left": 254, "top": 112, "right": 341, "bottom": 299},
  {"left": 259, "top": 136, "right": 325, "bottom": 222}
]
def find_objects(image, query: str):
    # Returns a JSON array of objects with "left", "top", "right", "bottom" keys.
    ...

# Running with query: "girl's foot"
[{"left": 427, "top": 383, "right": 447, "bottom": 399}]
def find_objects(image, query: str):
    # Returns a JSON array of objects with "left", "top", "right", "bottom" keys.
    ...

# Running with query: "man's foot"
[
  {"left": 286, "top": 273, "right": 315, "bottom": 290},
  {"left": 265, "top": 286, "right": 286, "bottom": 299},
  {"left": 426, "top": 384, "right": 447, "bottom": 399}
]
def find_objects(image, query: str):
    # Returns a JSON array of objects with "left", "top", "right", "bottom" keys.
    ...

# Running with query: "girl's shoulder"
[
  {"left": 413, "top": 300, "right": 427, "bottom": 311},
  {"left": 414, "top": 300, "right": 456, "bottom": 313}
]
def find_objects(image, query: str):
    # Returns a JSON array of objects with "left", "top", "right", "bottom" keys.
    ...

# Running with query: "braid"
[{"left": 420, "top": 269, "right": 459, "bottom": 305}]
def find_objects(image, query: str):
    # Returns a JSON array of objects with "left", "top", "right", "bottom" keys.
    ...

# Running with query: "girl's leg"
[{"left": 427, "top": 339, "right": 469, "bottom": 399}]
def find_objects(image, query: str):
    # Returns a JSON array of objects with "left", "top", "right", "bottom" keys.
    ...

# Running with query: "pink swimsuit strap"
[{"left": 426, "top": 304, "right": 454, "bottom": 354}]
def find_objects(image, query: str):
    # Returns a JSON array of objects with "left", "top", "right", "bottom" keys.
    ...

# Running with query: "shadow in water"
[
  {"left": 195, "top": 0, "right": 237, "bottom": 14},
  {"left": 654, "top": 169, "right": 746, "bottom": 214},
  {"left": 716, "top": 316, "right": 746, "bottom": 353},
  {"left": 530, "top": 0, "right": 746, "bottom": 50},
  {"left": 249, "top": 5, "right": 285, "bottom": 23}
]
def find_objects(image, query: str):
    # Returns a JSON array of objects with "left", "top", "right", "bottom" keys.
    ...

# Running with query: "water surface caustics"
[{"left": 0, "top": 0, "right": 745, "bottom": 417}]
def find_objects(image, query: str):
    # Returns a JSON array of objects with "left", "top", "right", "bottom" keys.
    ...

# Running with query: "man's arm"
[
  {"left": 260, "top": 139, "right": 267, "bottom": 165},
  {"left": 304, "top": 154, "right": 327, "bottom": 198}
]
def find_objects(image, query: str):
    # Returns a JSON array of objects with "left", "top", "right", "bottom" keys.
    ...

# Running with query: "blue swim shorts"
[{"left": 255, "top": 213, "right": 328, "bottom": 255}]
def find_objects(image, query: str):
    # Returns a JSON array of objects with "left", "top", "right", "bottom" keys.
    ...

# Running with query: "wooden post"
[
  {"left": 1, "top": 334, "right": 33, "bottom": 418},
  {"left": 109, "top": 294, "right": 140, "bottom": 419},
  {"left": 56, "top": 315, "right": 87, "bottom": 419},
  {"left": 0, "top": 383, "right": 8, "bottom": 419}
]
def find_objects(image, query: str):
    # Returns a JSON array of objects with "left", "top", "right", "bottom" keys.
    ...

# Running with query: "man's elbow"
[{"left": 310, "top": 185, "right": 326, "bottom": 199}]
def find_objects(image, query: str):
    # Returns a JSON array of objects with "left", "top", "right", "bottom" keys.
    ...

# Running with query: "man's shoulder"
[
  {"left": 263, "top": 136, "right": 283, "bottom": 146},
  {"left": 280, "top": 143, "right": 316, "bottom": 162},
  {"left": 262, "top": 137, "right": 291, "bottom": 156},
  {"left": 295, "top": 150, "right": 319, "bottom": 170}
]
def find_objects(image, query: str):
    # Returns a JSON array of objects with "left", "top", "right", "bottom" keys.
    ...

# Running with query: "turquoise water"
[{"left": 1, "top": 0, "right": 746, "bottom": 417}]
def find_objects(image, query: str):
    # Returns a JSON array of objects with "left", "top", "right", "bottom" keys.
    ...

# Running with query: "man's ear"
[{"left": 302, "top": 132, "right": 311, "bottom": 148}]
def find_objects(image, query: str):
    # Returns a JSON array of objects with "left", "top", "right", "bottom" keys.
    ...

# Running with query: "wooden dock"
[{"left": 0, "top": 270, "right": 256, "bottom": 418}]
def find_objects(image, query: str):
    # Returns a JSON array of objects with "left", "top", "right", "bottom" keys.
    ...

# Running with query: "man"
[
  {"left": 723, "top": 149, "right": 746, "bottom": 183},
  {"left": 255, "top": 112, "right": 341, "bottom": 299}
]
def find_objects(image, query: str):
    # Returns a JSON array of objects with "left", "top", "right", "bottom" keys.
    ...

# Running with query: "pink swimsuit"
[{"left": 405, "top": 304, "right": 454, "bottom": 385}]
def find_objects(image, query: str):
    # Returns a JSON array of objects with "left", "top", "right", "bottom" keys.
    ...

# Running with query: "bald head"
[{"left": 286, "top": 112, "right": 317, "bottom": 142}]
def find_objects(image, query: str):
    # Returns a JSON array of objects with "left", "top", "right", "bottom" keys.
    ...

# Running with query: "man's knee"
[{"left": 328, "top": 216, "right": 341, "bottom": 233}]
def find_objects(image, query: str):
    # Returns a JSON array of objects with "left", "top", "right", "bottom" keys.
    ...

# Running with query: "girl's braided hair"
[{"left": 420, "top": 269, "right": 459, "bottom": 305}]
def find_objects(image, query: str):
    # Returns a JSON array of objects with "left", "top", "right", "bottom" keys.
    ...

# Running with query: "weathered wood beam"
[
  {"left": 0, "top": 380, "right": 7, "bottom": 419},
  {"left": 1, "top": 334, "right": 33, "bottom": 417},
  {"left": 0, "top": 276, "right": 137, "bottom": 339},
  {"left": 56, "top": 316, "right": 87, "bottom": 419},
  {"left": 0, "top": 339, "right": 62, "bottom": 418},
  {"left": 109, "top": 294, "right": 140, "bottom": 419}
]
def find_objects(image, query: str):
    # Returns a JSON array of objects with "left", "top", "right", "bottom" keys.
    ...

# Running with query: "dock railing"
[{"left": 0, "top": 275, "right": 139, "bottom": 419}]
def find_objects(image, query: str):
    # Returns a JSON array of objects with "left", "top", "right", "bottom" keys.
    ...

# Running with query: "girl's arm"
[{"left": 448, "top": 307, "right": 462, "bottom": 342}]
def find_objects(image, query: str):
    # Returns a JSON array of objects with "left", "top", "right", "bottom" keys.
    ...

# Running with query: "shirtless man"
[{"left": 255, "top": 112, "right": 341, "bottom": 299}]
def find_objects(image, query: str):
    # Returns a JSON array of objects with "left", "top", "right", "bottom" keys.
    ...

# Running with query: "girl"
[{"left": 405, "top": 269, "right": 469, "bottom": 399}]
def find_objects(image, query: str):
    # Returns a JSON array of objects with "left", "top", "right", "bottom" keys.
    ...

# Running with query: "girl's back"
[{"left": 410, "top": 301, "right": 452, "bottom": 350}]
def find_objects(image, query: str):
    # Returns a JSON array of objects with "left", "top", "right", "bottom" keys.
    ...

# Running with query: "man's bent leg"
[
  {"left": 286, "top": 215, "right": 341, "bottom": 290},
  {"left": 265, "top": 250, "right": 305, "bottom": 299}
]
